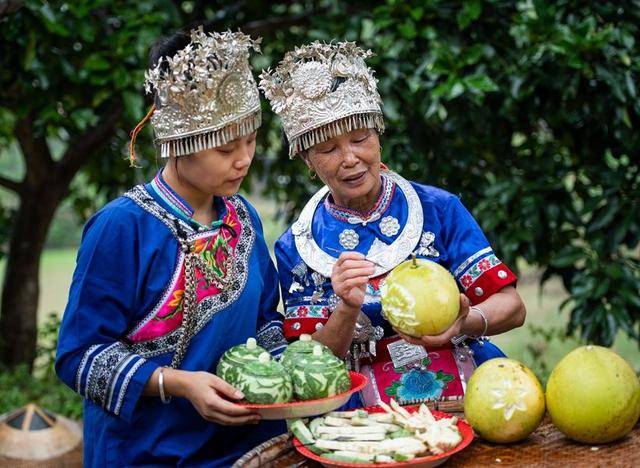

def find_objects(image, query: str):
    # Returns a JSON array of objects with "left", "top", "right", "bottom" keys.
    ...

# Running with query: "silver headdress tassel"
[
  {"left": 144, "top": 27, "right": 262, "bottom": 158},
  {"left": 259, "top": 41, "right": 384, "bottom": 158}
]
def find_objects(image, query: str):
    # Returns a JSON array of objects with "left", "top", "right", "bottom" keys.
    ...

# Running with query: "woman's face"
[
  {"left": 176, "top": 131, "right": 256, "bottom": 197},
  {"left": 305, "top": 128, "right": 381, "bottom": 208}
]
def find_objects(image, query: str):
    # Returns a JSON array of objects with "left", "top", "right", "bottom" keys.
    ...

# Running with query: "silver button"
[
  {"left": 498, "top": 270, "right": 507, "bottom": 279},
  {"left": 315, "top": 323, "right": 324, "bottom": 331},
  {"left": 292, "top": 322, "right": 301, "bottom": 330},
  {"left": 474, "top": 287, "right": 484, "bottom": 297}
]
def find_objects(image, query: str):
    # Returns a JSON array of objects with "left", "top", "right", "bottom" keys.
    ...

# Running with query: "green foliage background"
[
  {"left": 0, "top": 0, "right": 639, "bottom": 412},
  {"left": 260, "top": 0, "right": 640, "bottom": 347}
]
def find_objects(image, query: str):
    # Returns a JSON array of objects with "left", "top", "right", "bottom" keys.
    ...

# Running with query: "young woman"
[
  {"left": 56, "top": 28, "right": 287, "bottom": 466},
  {"left": 261, "top": 42, "right": 525, "bottom": 408}
]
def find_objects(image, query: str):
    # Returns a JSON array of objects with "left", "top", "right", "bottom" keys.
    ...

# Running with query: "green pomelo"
[
  {"left": 546, "top": 345, "right": 640, "bottom": 444},
  {"left": 381, "top": 258, "right": 459, "bottom": 337},
  {"left": 464, "top": 358, "right": 545, "bottom": 443}
]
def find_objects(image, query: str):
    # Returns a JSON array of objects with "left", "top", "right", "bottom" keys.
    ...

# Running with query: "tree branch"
[
  {"left": 58, "top": 99, "right": 124, "bottom": 179},
  {"left": 13, "top": 111, "right": 54, "bottom": 187},
  {"left": 0, "top": 174, "right": 22, "bottom": 193}
]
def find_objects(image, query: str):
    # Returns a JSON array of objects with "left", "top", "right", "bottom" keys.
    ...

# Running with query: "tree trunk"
[
  {"left": 0, "top": 102, "right": 122, "bottom": 370},
  {"left": 0, "top": 184, "right": 64, "bottom": 369}
]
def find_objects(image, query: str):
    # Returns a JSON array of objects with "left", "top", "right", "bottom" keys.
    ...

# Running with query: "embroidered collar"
[
  {"left": 291, "top": 171, "right": 423, "bottom": 278},
  {"left": 148, "top": 170, "right": 226, "bottom": 231},
  {"left": 323, "top": 172, "right": 395, "bottom": 225},
  {"left": 123, "top": 185, "right": 257, "bottom": 358}
]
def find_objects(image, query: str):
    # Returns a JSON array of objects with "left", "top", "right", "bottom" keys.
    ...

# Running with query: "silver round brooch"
[
  {"left": 291, "top": 61, "right": 332, "bottom": 99},
  {"left": 379, "top": 216, "right": 400, "bottom": 237},
  {"left": 217, "top": 72, "right": 250, "bottom": 112},
  {"left": 339, "top": 229, "right": 360, "bottom": 250}
]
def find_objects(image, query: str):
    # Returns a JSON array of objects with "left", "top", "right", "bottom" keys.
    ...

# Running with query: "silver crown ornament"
[
  {"left": 144, "top": 27, "right": 262, "bottom": 158},
  {"left": 259, "top": 41, "right": 385, "bottom": 158}
]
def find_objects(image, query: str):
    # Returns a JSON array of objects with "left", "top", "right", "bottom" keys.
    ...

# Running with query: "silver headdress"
[
  {"left": 144, "top": 28, "right": 262, "bottom": 158},
  {"left": 260, "top": 41, "right": 385, "bottom": 158}
]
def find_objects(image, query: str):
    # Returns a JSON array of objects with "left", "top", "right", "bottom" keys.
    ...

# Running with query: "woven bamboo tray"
[
  {"left": 233, "top": 417, "right": 640, "bottom": 467},
  {"left": 0, "top": 445, "right": 82, "bottom": 468}
]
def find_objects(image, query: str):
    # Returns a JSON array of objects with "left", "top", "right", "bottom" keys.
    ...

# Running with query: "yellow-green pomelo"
[
  {"left": 546, "top": 345, "right": 640, "bottom": 444},
  {"left": 464, "top": 358, "right": 545, "bottom": 443},
  {"left": 380, "top": 259, "right": 459, "bottom": 337}
]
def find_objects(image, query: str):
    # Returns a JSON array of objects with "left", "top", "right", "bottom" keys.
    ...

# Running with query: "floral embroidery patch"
[
  {"left": 285, "top": 304, "right": 331, "bottom": 319},
  {"left": 385, "top": 357, "right": 454, "bottom": 403},
  {"left": 459, "top": 253, "right": 502, "bottom": 288}
]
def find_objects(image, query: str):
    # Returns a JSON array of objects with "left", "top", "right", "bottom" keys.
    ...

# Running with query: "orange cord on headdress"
[{"left": 128, "top": 105, "right": 156, "bottom": 168}]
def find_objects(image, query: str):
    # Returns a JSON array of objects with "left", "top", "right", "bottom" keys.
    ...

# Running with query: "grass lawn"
[{"left": 1, "top": 195, "right": 638, "bottom": 382}]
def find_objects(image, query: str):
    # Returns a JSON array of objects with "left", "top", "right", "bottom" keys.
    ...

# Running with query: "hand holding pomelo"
[
  {"left": 546, "top": 345, "right": 640, "bottom": 444},
  {"left": 464, "top": 358, "right": 545, "bottom": 443},
  {"left": 381, "top": 258, "right": 460, "bottom": 337}
]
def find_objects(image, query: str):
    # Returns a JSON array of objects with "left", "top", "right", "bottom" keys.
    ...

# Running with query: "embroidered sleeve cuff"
[
  {"left": 460, "top": 262, "right": 517, "bottom": 305},
  {"left": 74, "top": 342, "right": 158, "bottom": 422},
  {"left": 284, "top": 317, "right": 329, "bottom": 340},
  {"left": 283, "top": 304, "right": 331, "bottom": 340},
  {"left": 256, "top": 320, "right": 288, "bottom": 357},
  {"left": 116, "top": 359, "right": 158, "bottom": 423}
]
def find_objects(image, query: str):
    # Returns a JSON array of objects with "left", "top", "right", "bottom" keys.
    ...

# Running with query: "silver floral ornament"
[
  {"left": 339, "top": 229, "right": 360, "bottom": 250},
  {"left": 291, "top": 61, "right": 332, "bottom": 99},
  {"left": 379, "top": 216, "right": 400, "bottom": 237}
]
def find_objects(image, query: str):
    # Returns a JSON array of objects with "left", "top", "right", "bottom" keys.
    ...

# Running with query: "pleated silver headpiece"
[
  {"left": 259, "top": 41, "right": 384, "bottom": 158},
  {"left": 144, "top": 27, "right": 262, "bottom": 158}
]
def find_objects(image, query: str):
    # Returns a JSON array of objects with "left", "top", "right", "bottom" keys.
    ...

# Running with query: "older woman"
[
  {"left": 55, "top": 28, "right": 287, "bottom": 466},
  {"left": 261, "top": 42, "right": 525, "bottom": 408}
]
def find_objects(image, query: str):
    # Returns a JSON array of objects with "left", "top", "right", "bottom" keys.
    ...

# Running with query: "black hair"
[
  {"left": 147, "top": 20, "right": 219, "bottom": 107},
  {"left": 148, "top": 30, "right": 191, "bottom": 109},
  {"left": 149, "top": 31, "right": 191, "bottom": 70}
]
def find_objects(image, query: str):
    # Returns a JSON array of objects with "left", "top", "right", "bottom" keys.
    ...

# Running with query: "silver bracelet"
[
  {"left": 470, "top": 306, "right": 489, "bottom": 337},
  {"left": 158, "top": 367, "right": 172, "bottom": 404}
]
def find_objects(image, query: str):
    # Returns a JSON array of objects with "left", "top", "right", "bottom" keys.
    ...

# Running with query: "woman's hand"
[
  {"left": 395, "top": 294, "right": 470, "bottom": 349},
  {"left": 331, "top": 252, "right": 375, "bottom": 311},
  {"left": 173, "top": 370, "right": 260, "bottom": 425}
]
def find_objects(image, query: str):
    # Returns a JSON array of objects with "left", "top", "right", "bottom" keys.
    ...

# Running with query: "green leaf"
[
  {"left": 122, "top": 91, "right": 144, "bottom": 121},
  {"left": 457, "top": 0, "right": 482, "bottom": 29},
  {"left": 448, "top": 82, "right": 465, "bottom": 100},
  {"left": 550, "top": 247, "right": 584, "bottom": 268},
  {"left": 361, "top": 18, "right": 376, "bottom": 41},
  {"left": 84, "top": 53, "right": 111, "bottom": 71},
  {"left": 385, "top": 381, "right": 400, "bottom": 396},
  {"left": 464, "top": 74, "right": 499, "bottom": 93},
  {"left": 398, "top": 21, "right": 417, "bottom": 40}
]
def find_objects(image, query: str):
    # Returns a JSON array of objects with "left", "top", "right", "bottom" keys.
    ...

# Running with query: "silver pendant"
[
  {"left": 415, "top": 231, "right": 440, "bottom": 257},
  {"left": 311, "top": 289, "right": 323, "bottom": 304},
  {"left": 288, "top": 281, "right": 304, "bottom": 294},
  {"left": 338, "top": 229, "right": 360, "bottom": 249},
  {"left": 347, "top": 313, "right": 377, "bottom": 370},
  {"left": 387, "top": 339, "right": 428, "bottom": 369},
  {"left": 291, "top": 261, "right": 309, "bottom": 285},
  {"left": 311, "top": 271, "right": 325, "bottom": 287},
  {"left": 380, "top": 216, "right": 400, "bottom": 237}
]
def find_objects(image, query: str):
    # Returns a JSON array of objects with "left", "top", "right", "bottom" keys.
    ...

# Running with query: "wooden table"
[{"left": 234, "top": 418, "right": 640, "bottom": 467}]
